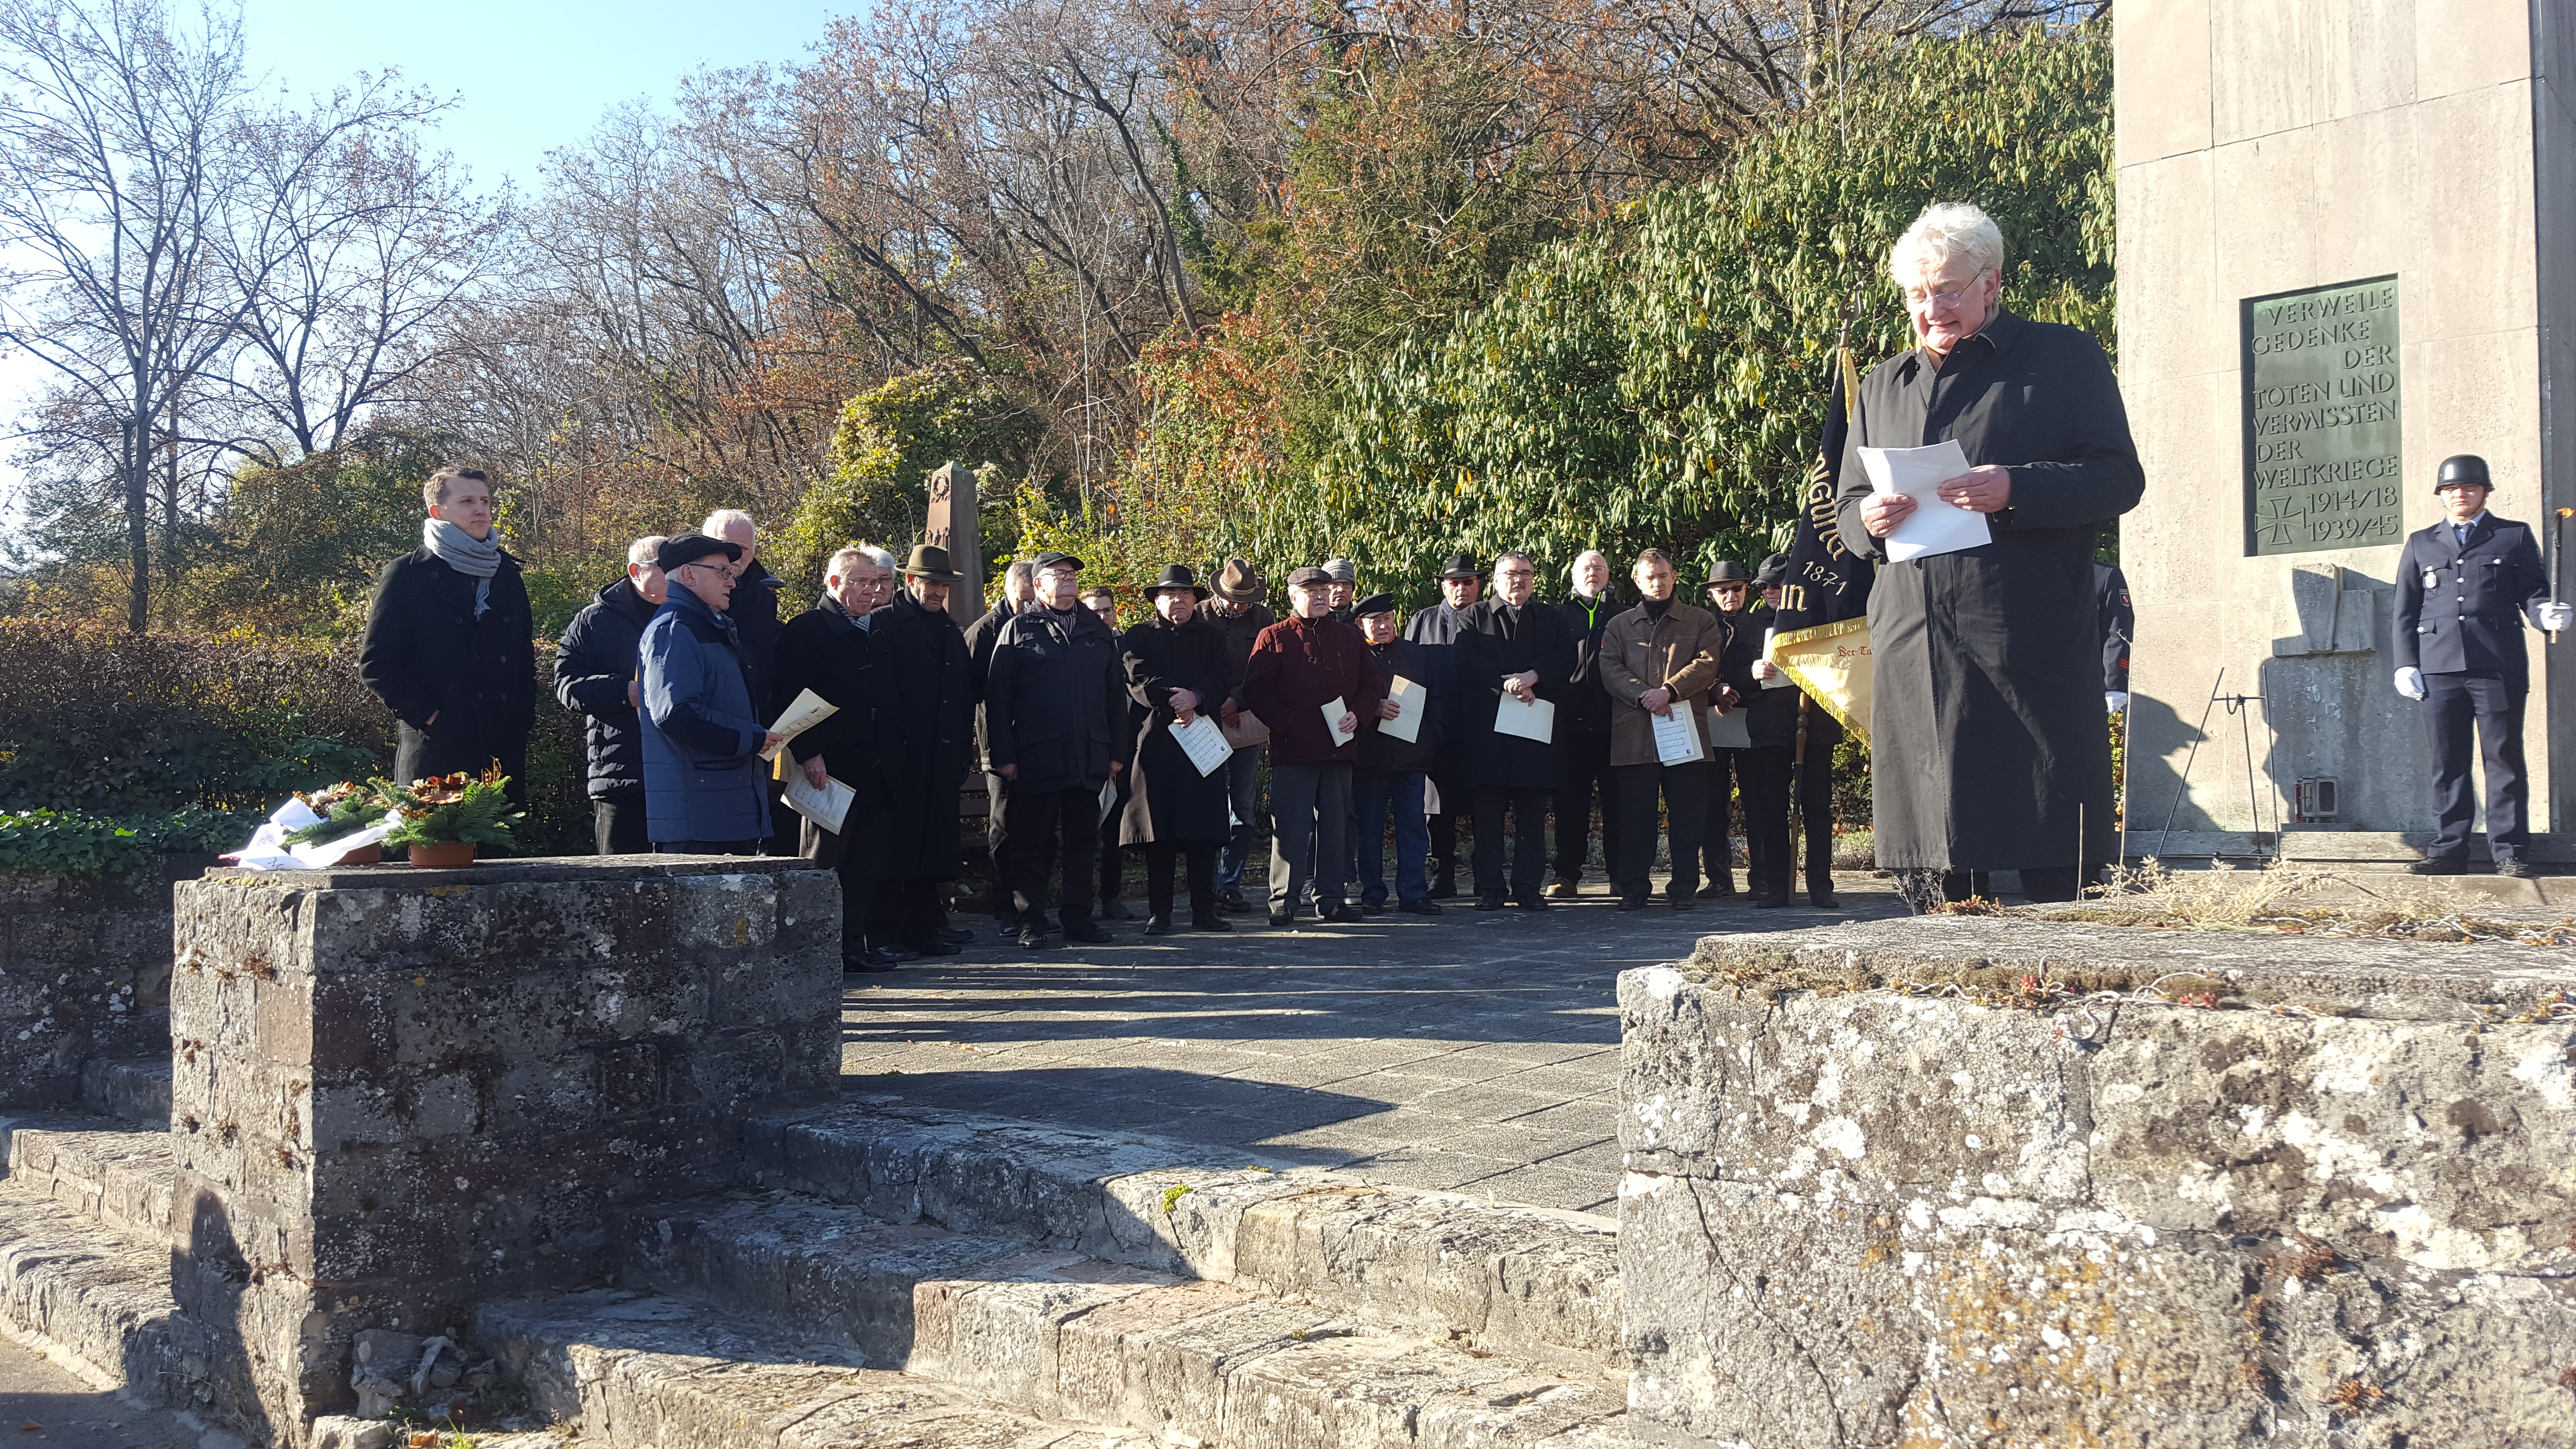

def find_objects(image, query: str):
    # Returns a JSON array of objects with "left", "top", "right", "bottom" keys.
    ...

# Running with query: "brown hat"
[
  {"left": 1286, "top": 565, "right": 1333, "bottom": 589},
  {"left": 1213, "top": 557, "right": 1265, "bottom": 603},
  {"left": 900, "top": 544, "right": 965, "bottom": 582}
]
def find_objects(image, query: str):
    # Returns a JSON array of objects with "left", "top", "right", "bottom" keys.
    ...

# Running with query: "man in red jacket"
[{"left": 1242, "top": 565, "right": 1386, "bottom": 928}]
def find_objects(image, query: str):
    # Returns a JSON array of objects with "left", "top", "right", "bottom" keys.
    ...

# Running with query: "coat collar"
[{"left": 660, "top": 585, "right": 740, "bottom": 639}]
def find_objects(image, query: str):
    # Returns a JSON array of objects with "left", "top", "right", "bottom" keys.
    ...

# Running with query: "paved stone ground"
[
  {"left": 841, "top": 871, "right": 1907, "bottom": 1215},
  {"left": 0, "top": 1333, "right": 213, "bottom": 1449}
]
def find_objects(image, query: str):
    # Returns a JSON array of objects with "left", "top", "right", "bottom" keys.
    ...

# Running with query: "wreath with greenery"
[
  {"left": 280, "top": 781, "right": 391, "bottom": 846},
  {"left": 373, "top": 767, "right": 524, "bottom": 849}
]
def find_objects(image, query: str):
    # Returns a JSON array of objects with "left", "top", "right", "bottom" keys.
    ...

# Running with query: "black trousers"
[
  {"left": 1741, "top": 744, "right": 1833, "bottom": 899},
  {"left": 1144, "top": 840, "right": 1219, "bottom": 920},
  {"left": 874, "top": 876, "right": 949, "bottom": 946},
  {"left": 1469, "top": 786, "right": 1551, "bottom": 902},
  {"left": 1100, "top": 771, "right": 1133, "bottom": 901},
  {"left": 2422, "top": 670, "right": 2529, "bottom": 861},
  {"left": 1899, "top": 866, "right": 2082, "bottom": 913},
  {"left": 593, "top": 792, "right": 650, "bottom": 855},
  {"left": 803, "top": 803, "right": 885, "bottom": 960},
  {"left": 1699, "top": 749, "right": 1746, "bottom": 885},
  {"left": 1551, "top": 730, "right": 1620, "bottom": 883},
  {"left": 998, "top": 785, "right": 1100, "bottom": 926},
  {"left": 395, "top": 721, "right": 527, "bottom": 809},
  {"left": 1614, "top": 760, "right": 1708, "bottom": 902},
  {"left": 986, "top": 773, "right": 1056, "bottom": 917}
]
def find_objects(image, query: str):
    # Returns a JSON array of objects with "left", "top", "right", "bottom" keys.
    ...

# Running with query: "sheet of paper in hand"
[
  {"left": 1382, "top": 676, "right": 1427, "bottom": 744},
  {"left": 782, "top": 770, "right": 856, "bottom": 834},
  {"left": 1859, "top": 438, "right": 1990, "bottom": 563},
  {"left": 1320, "top": 696, "right": 1357, "bottom": 745},
  {"left": 1099, "top": 777, "right": 1118, "bottom": 823},
  {"left": 1221, "top": 710, "right": 1270, "bottom": 749},
  {"left": 1706, "top": 704, "right": 1752, "bottom": 751},
  {"left": 1494, "top": 693, "right": 1555, "bottom": 743},
  {"left": 762, "top": 688, "right": 840, "bottom": 760},
  {"left": 1172, "top": 713, "right": 1233, "bottom": 777},
  {"left": 1652, "top": 704, "right": 1707, "bottom": 765}
]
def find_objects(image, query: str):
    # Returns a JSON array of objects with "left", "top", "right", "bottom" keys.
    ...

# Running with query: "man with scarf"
[
  {"left": 775, "top": 546, "right": 904, "bottom": 970},
  {"left": 637, "top": 532, "right": 787, "bottom": 853},
  {"left": 1402, "top": 554, "right": 1484, "bottom": 898},
  {"left": 1243, "top": 566, "right": 1383, "bottom": 926},
  {"left": 1597, "top": 549, "right": 1726, "bottom": 909},
  {"left": 361, "top": 465, "right": 536, "bottom": 806}
]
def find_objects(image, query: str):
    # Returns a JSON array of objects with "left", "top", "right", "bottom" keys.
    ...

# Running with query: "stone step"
[
  {"left": 0, "top": 1179, "right": 189, "bottom": 1406},
  {"left": 80, "top": 1056, "right": 172, "bottom": 1127},
  {"left": 2, "top": 1111, "right": 177, "bottom": 1247},
  {"left": 612, "top": 1192, "right": 1626, "bottom": 1446},
  {"left": 743, "top": 1101, "right": 1623, "bottom": 1376}
]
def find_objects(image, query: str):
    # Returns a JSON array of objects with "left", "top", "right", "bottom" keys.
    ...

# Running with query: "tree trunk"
[{"left": 125, "top": 419, "right": 150, "bottom": 634}]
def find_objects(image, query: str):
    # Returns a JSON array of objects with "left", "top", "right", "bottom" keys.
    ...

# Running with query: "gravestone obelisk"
[
  {"left": 924, "top": 460, "right": 982, "bottom": 625},
  {"left": 2117, "top": 0, "right": 2574, "bottom": 850}
]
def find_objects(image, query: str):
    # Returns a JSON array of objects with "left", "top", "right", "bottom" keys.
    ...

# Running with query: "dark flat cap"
[
  {"left": 1437, "top": 553, "right": 1480, "bottom": 580},
  {"left": 1030, "top": 550, "right": 1085, "bottom": 574},
  {"left": 1754, "top": 552, "right": 1793, "bottom": 589},
  {"left": 1286, "top": 565, "right": 1333, "bottom": 588},
  {"left": 1351, "top": 592, "right": 1395, "bottom": 617},
  {"left": 657, "top": 532, "right": 741, "bottom": 572}
]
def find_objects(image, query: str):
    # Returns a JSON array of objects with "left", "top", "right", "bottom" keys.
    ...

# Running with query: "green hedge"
[{"left": 0, "top": 806, "right": 245, "bottom": 875}]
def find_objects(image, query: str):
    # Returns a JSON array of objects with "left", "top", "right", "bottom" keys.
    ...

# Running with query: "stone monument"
[
  {"left": 2117, "top": 0, "right": 2574, "bottom": 849},
  {"left": 925, "top": 459, "right": 983, "bottom": 625}
]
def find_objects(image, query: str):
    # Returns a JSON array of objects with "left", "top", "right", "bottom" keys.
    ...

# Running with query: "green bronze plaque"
[{"left": 2241, "top": 275, "right": 2402, "bottom": 555}]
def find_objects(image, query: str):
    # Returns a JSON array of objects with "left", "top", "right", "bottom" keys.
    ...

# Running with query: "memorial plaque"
[{"left": 2241, "top": 275, "right": 2402, "bottom": 555}]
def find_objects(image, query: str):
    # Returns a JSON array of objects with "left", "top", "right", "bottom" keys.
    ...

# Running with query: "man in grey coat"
[{"left": 1834, "top": 201, "right": 2143, "bottom": 912}]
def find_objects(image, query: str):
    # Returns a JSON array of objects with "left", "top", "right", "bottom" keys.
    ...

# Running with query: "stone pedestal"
[
  {"left": 925, "top": 459, "right": 983, "bottom": 625},
  {"left": 1619, "top": 920, "right": 2576, "bottom": 1448},
  {"left": 166, "top": 856, "right": 840, "bottom": 1439},
  {"left": 2117, "top": 0, "right": 2575, "bottom": 839}
]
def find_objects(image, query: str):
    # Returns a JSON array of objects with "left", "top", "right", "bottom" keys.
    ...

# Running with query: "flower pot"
[
  {"left": 407, "top": 841, "right": 477, "bottom": 869},
  {"left": 339, "top": 843, "right": 383, "bottom": 866}
]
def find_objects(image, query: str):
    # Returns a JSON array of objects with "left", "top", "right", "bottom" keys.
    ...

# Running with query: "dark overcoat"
[
  {"left": 773, "top": 594, "right": 892, "bottom": 814},
  {"left": 1359, "top": 637, "right": 1444, "bottom": 775},
  {"left": 1832, "top": 309, "right": 2144, "bottom": 871},
  {"left": 986, "top": 604, "right": 1128, "bottom": 796},
  {"left": 552, "top": 576, "right": 656, "bottom": 799},
  {"left": 359, "top": 545, "right": 537, "bottom": 794},
  {"left": 2393, "top": 514, "right": 2551, "bottom": 688},
  {"left": 1555, "top": 591, "right": 1620, "bottom": 737},
  {"left": 1117, "top": 615, "right": 1236, "bottom": 845},
  {"left": 868, "top": 592, "right": 977, "bottom": 880},
  {"left": 1452, "top": 598, "right": 1576, "bottom": 791}
]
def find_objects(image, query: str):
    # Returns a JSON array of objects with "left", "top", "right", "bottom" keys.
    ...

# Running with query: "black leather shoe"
[
  {"left": 1433, "top": 871, "right": 1459, "bottom": 900},
  {"left": 1319, "top": 903, "right": 1364, "bottom": 923},
  {"left": 1809, "top": 886, "right": 1840, "bottom": 908},
  {"left": 1700, "top": 876, "right": 1737, "bottom": 899},
  {"left": 1544, "top": 880, "right": 1578, "bottom": 900},
  {"left": 1063, "top": 920, "right": 1112, "bottom": 944},
  {"left": 1517, "top": 895, "right": 1550, "bottom": 912},
  {"left": 1614, "top": 897, "right": 1649, "bottom": 912},
  {"left": 906, "top": 937, "right": 961, "bottom": 957},
  {"left": 1474, "top": 896, "right": 1505, "bottom": 912},
  {"left": 935, "top": 925, "right": 974, "bottom": 945},
  {"left": 2409, "top": 857, "right": 2468, "bottom": 876},
  {"left": 1016, "top": 922, "right": 1048, "bottom": 949},
  {"left": 1143, "top": 914, "right": 1173, "bottom": 935},
  {"left": 1670, "top": 896, "right": 1696, "bottom": 911},
  {"left": 1398, "top": 899, "right": 1442, "bottom": 916},
  {"left": 1192, "top": 914, "right": 1234, "bottom": 932},
  {"left": 1268, "top": 913, "right": 1294, "bottom": 928},
  {"left": 1218, "top": 889, "right": 1252, "bottom": 913},
  {"left": 1756, "top": 894, "right": 1791, "bottom": 909},
  {"left": 870, "top": 942, "right": 921, "bottom": 964},
  {"left": 843, "top": 954, "right": 895, "bottom": 974},
  {"left": 1099, "top": 899, "right": 1134, "bottom": 920},
  {"left": 2497, "top": 858, "right": 2538, "bottom": 879}
]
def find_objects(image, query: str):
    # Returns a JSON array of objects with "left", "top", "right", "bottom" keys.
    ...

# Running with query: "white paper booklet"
[
  {"left": 1320, "top": 696, "right": 1357, "bottom": 745},
  {"left": 1171, "top": 713, "right": 1233, "bottom": 777},
  {"left": 782, "top": 769, "right": 856, "bottom": 834},
  {"left": 1652, "top": 705, "right": 1707, "bottom": 765},
  {"left": 1494, "top": 693, "right": 1555, "bottom": 743},
  {"left": 762, "top": 688, "right": 840, "bottom": 759},
  {"left": 1858, "top": 438, "right": 1991, "bottom": 562},
  {"left": 1759, "top": 628, "right": 1793, "bottom": 688},
  {"left": 1706, "top": 705, "right": 1752, "bottom": 751},
  {"left": 1382, "top": 676, "right": 1427, "bottom": 744}
]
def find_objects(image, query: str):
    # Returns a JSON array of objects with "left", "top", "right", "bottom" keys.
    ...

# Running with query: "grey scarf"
[{"left": 423, "top": 518, "right": 501, "bottom": 618}]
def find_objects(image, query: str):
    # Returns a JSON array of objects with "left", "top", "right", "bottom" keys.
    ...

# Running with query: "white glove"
[
  {"left": 2393, "top": 667, "right": 2426, "bottom": 701},
  {"left": 2541, "top": 601, "right": 2575, "bottom": 631},
  {"left": 2104, "top": 692, "right": 2128, "bottom": 715}
]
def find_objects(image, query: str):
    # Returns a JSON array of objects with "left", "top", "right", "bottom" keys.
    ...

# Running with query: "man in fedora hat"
[
  {"left": 870, "top": 545, "right": 981, "bottom": 954},
  {"left": 1404, "top": 553, "right": 1484, "bottom": 897},
  {"left": 988, "top": 550, "right": 1131, "bottom": 948},
  {"left": 635, "top": 531, "right": 788, "bottom": 853},
  {"left": 1697, "top": 561, "right": 1756, "bottom": 896},
  {"left": 2394, "top": 453, "right": 2569, "bottom": 877},
  {"left": 1205, "top": 558, "right": 1275, "bottom": 911},
  {"left": 1117, "top": 565, "right": 1238, "bottom": 932}
]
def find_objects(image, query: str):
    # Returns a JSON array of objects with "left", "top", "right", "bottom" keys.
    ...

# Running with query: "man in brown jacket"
[{"left": 1597, "top": 548, "right": 1728, "bottom": 909}]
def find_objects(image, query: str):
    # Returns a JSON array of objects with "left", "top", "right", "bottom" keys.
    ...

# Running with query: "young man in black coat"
[
  {"left": 1697, "top": 563, "right": 1757, "bottom": 896},
  {"left": 965, "top": 560, "right": 1038, "bottom": 924},
  {"left": 776, "top": 545, "right": 906, "bottom": 969},
  {"left": 869, "top": 547, "right": 982, "bottom": 955},
  {"left": 1454, "top": 550, "right": 1576, "bottom": 910},
  {"left": 553, "top": 534, "right": 668, "bottom": 853},
  {"left": 986, "top": 551, "right": 1131, "bottom": 950},
  {"left": 360, "top": 465, "right": 536, "bottom": 805}
]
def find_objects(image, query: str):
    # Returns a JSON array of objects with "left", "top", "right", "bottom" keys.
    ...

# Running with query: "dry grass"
[{"left": 2006, "top": 857, "right": 2576, "bottom": 947}]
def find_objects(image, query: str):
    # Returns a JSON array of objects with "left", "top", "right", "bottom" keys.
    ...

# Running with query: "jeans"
[
  {"left": 1268, "top": 762, "right": 1352, "bottom": 915},
  {"left": 1352, "top": 770, "right": 1430, "bottom": 906},
  {"left": 1613, "top": 759, "right": 1709, "bottom": 902},
  {"left": 1216, "top": 745, "right": 1264, "bottom": 893}
]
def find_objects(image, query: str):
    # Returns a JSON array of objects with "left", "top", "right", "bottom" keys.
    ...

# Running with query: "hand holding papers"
[
  {"left": 762, "top": 688, "right": 839, "bottom": 760},
  {"left": 1382, "top": 676, "right": 1427, "bottom": 744},
  {"left": 1320, "top": 696, "right": 1358, "bottom": 745},
  {"left": 1494, "top": 692, "right": 1555, "bottom": 744},
  {"left": 782, "top": 769, "right": 856, "bottom": 833},
  {"left": 1652, "top": 703, "right": 1707, "bottom": 765},
  {"left": 1221, "top": 710, "right": 1270, "bottom": 749},
  {"left": 1859, "top": 438, "right": 1991, "bottom": 562},
  {"left": 1171, "top": 713, "right": 1233, "bottom": 777}
]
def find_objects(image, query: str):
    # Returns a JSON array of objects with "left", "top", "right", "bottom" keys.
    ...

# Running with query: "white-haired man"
[
  {"left": 1548, "top": 547, "right": 1621, "bottom": 897},
  {"left": 1833, "top": 201, "right": 2143, "bottom": 912},
  {"left": 774, "top": 545, "right": 906, "bottom": 969},
  {"left": 553, "top": 535, "right": 669, "bottom": 853},
  {"left": 703, "top": 509, "right": 791, "bottom": 851}
]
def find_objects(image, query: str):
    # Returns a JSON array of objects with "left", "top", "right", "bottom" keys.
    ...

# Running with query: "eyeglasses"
[{"left": 1903, "top": 269, "right": 1989, "bottom": 309}]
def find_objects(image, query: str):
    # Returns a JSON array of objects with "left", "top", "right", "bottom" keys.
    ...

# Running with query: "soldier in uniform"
[{"left": 2393, "top": 454, "right": 2570, "bottom": 876}]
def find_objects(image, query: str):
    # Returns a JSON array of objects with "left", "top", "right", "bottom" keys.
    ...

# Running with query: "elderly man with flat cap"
[
  {"left": 1404, "top": 553, "right": 1484, "bottom": 897},
  {"left": 1243, "top": 565, "right": 1384, "bottom": 925},
  {"left": 2394, "top": 453, "right": 2570, "bottom": 877},
  {"left": 637, "top": 531, "right": 789, "bottom": 853},
  {"left": 987, "top": 550, "right": 1131, "bottom": 949},
  {"left": 1351, "top": 592, "right": 1443, "bottom": 915},
  {"left": 1203, "top": 559, "right": 1276, "bottom": 911},
  {"left": 871, "top": 545, "right": 981, "bottom": 956}
]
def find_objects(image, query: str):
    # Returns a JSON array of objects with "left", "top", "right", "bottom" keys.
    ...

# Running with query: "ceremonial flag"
[{"left": 1765, "top": 346, "right": 1876, "bottom": 739}]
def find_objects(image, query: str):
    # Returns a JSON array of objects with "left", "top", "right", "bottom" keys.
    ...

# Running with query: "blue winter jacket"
[{"left": 638, "top": 587, "right": 772, "bottom": 844}]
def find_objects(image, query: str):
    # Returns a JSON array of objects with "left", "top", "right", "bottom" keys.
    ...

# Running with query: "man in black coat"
[
  {"left": 360, "top": 465, "right": 536, "bottom": 806},
  {"left": 869, "top": 546, "right": 981, "bottom": 954},
  {"left": 2393, "top": 454, "right": 2569, "bottom": 876},
  {"left": 777, "top": 546, "right": 906, "bottom": 969},
  {"left": 1204, "top": 559, "right": 1275, "bottom": 912},
  {"left": 1739, "top": 554, "right": 1844, "bottom": 910},
  {"left": 1549, "top": 549, "right": 1621, "bottom": 898},
  {"left": 986, "top": 551, "right": 1131, "bottom": 950},
  {"left": 553, "top": 534, "right": 668, "bottom": 853},
  {"left": 1082, "top": 582, "right": 1138, "bottom": 919},
  {"left": 1403, "top": 554, "right": 1483, "bottom": 897},
  {"left": 1455, "top": 550, "right": 1576, "bottom": 910},
  {"left": 965, "top": 560, "right": 1038, "bottom": 924},
  {"left": 1117, "top": 566, "right": 1238, "bottom": 933},
  {"left": 1696, "top": 563, "right": 1757, "bottom": 897},
  {"left": 1834, "top": 202, "right": 2142, "bottom": 911}
]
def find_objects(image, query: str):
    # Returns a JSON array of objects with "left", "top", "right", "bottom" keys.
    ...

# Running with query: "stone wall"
[
  {"left": 0, "top": 855, "right": 209, "bottom": 1107},
  {"left": 1619, "top": 919, "right": 2576, "bottom": 1448},
  {"left": 167, "top": 856, "right": 841, "bottom": 1443}
]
